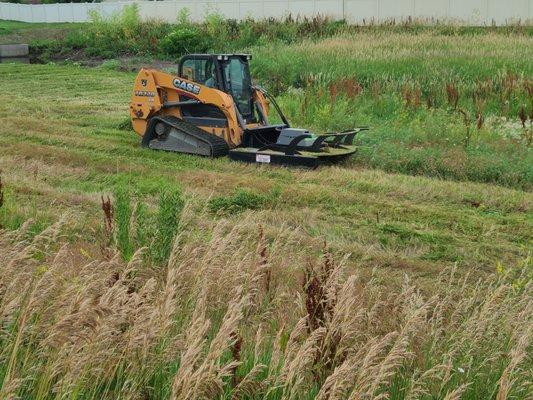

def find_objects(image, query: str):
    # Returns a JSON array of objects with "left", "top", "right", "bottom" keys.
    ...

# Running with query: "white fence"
[{"left": 1, "top": 0, "right": 532, "bottom": 25}]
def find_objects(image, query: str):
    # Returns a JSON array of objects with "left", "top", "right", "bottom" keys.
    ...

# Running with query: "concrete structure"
[
  {"left": 0, "top": 43, "right": 29, "bottom": 58},
  {"left": 0, "top": 0, "right": 532, "bottom": 25}
]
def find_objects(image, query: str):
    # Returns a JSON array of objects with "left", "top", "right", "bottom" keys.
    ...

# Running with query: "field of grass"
[
  {"left": 0, "top": 20, "right": 78, "bottom": 44},
  {"left": 0, "top": 60, "right": 532, "bottom": 399},
  {"left": 254, "top": 32, "right": 533, "bottom": 189},
  {"left": 0, "top": 15, "right": 532, "bottom": 400},
  {"left": 2, "top": 13, "right": 532, "bottom": 189}
]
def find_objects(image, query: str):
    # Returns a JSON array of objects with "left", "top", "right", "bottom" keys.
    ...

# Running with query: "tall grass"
[
  {"left": 272, "top": 80, "right": 532, "bottom": 188},
  {"left": 0, "top": 212, "right": 530, "bottom": 399},
  {"left": 153, "top": 187, "right": 184, "bottom": 264},
  {"left": 109, "top": 186, "right": 184, "bottom": 264}
]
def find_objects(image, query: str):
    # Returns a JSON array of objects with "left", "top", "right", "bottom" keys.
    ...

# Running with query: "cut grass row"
[
  {"left": 0, "top": 63, "right": 531, "bottom": 283},
  {"left": 2, "top": 17, "right": 532, "bottom": 188},
  {"left": 0, "top": 27, "right": 532, "bottom": 399}
]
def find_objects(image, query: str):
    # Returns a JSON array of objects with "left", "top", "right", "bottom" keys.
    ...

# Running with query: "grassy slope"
[
  {"left": 0, "top": 63, "right": 530, "bottom": 284},
  {"left": 0, "top": 20, "right": 80, "bottom": 45}
]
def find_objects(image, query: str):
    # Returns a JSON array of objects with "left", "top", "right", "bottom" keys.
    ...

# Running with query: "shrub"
[
  {"left": 79, "top": 4, "right": 171, "bottom": 57},
  {"left": 108, "top": 186, "right": 184, "bottom": 264},
  {"left": 28, "top": 39, "right": 63, "bottom": 62},
  {"left": 161, "top": 25, "right": 207, "bottom": 56},
  {"left": 99, "top": 59, "right": 121, "bottom": 71}
]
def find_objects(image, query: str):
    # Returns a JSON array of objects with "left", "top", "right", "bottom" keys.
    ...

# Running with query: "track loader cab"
[
  {"left": 179, "top": 54, "right": 254, "bottom": 122},
  {"left": 129, "top": 53, "right": 367, "bottom": 168}
]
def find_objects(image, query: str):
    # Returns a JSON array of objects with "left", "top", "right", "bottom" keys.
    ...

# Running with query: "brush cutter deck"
[{"left": 229, "top": 127, "right": 369, "bottom": 168}]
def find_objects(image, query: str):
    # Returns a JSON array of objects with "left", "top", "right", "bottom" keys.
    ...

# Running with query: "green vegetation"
[
  {"left": 0, "top": 20, "right": 80, "bottom": 44},
  {"left": 114, "top": 186, "right": 134, "bottom": 260},
  {"left": 209, "top": 188, "right": 280, "bottom": 214},
  {"left": 0, "top": 186, "right": 531, "bottom": 399},
  {"left": 60, "top": 6, "right": 348, "bottom": 59},
  {"left": 3, "top": 8, "right": 531, "bottom": 188},
  {"left": 104, "top": 186, "right": 184, "bottom": 262},
  {"left": 0, "top": 13, "right": 531, "bottom": 398},
  {"left": 0, "top": 62, "right": 530, "bottom": 276}
]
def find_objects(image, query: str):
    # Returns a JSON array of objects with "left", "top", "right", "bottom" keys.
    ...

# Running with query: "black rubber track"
[{"left": 147, "top": 115, "right": 229, "bottom": 158}]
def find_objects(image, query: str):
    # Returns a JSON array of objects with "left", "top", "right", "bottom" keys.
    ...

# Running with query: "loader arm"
[{"left": 130, "top": 68, "right": 243, "bottom": 147}]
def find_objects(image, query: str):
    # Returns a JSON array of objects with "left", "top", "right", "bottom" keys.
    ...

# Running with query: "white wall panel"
[
  {"left": 414, "top": 0, "right": 448, "bottom": 18},
  {"left": 262, "top": 1, "right": 290, "bottom": 19},
  {"left": 378, "top": 0, "right": 414, "bottom": 19},
  {"left": 19, "top": 5, "right": 32, "bottom": 22},
  {"left": 238, "top": 1, "right": 263, "bottom": 19},
  {"left": 449, "top": 0, "right": 487, "bottom": 22},
  {"left": 213, "top": 1, "right": 240, "bottom": 19},
  {"left": 488, "top": 0, "right": 529, "bottom": 23},
  {"left": 9, "top": 3, "right": 20, "bottom": 21},
  {"left": 289, "top": 0, "right": 315, "bottom": 17},
  {"left": 315, "top": 0, "right": 343, "bottom": 18},
  {"left": 0, "top": 1, "right": 532, "bottom": 26},
  {"left": 31, "top": 5, "right": 46, "bottom": 23},
  {"left": 43, "top": 4, "right": 58, "bottom": 22},
  {"left": 345, "top": 0, "right": 378, "bottom": 23}
]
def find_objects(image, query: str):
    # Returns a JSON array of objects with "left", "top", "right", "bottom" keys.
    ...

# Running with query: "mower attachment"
[{"left": 229, "top": 127, "right": 369, "bottom": 168}]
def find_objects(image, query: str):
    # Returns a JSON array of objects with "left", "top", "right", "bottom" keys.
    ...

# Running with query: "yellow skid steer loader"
[{"left": 130, "top": 54, "right": 368, "bottom": 168}]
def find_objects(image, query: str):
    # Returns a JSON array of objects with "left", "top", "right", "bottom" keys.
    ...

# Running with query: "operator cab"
[{"left": 178, "top": 54, "right": 255, "bottom": 123}]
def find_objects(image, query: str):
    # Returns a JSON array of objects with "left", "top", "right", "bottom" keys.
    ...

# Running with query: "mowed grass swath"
[
  {"left": 0, "top": 15, "right": 532, "bottom": 399},
  {"left": 2, "top": 10, "right": 533, "bottom": 186}
]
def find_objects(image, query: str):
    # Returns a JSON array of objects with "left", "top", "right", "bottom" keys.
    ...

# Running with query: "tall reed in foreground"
[{"left": 0, "top": 212, "right": 530, "bottom": 399}]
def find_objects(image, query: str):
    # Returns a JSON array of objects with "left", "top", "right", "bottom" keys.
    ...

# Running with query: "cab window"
[
  {"left": 180, "top": 58, "right": 217, "bottom": 87},
  {"left": 223, "top": 57, "right": 252, "bottom": 117}
]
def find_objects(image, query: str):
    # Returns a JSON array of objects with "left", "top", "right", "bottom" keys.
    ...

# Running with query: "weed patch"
[{"left": 209, "top": 188, "right": 278, "bottom": 214}]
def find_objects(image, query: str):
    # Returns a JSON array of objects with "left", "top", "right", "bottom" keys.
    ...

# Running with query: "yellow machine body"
[
  {"left": 128, "top": 54, "right": 363, "bottom": 168},
  {"left": 130, "top": 67, "right": 270, "bottom": 148}
]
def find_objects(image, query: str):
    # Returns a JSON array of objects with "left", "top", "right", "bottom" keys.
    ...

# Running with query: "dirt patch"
[{"left": 41, "top": 51, "right": 180, "bottom": 73}]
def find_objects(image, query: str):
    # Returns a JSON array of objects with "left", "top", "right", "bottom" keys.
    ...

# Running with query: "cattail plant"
[
  {"left": 518, "top": 106, "right": 532, "bottom": 146},
  {"left": 402, "top": 84, "right": 412, "bottom": 108},
  {"left": 446, "top": 83, "right": 459, "bottom": 110},
  {"left": 425, "top": 86, "right": 437, "bottom": 109},
  {"left": 519, "top": 106, "right": 527, "bottom": 128},
  {"left": 473, "top": 89, "right": 487, "bottom": 130},
  {"left": 343, "top": 78, "right": 363, "bottom": 99},
  {"left": 371, "top": 80, "right": 382, "bottom": 100},
  {"left": 328, "top": 81, "right": 338, "bottom": 106},
  {"left": 0, "top": 175, "right": 4, "bottom": 229},
  {"left": 412, "top": 84, "right": 422, "bottom": 109},
  {"left": 457, "top": 108, "right": 472, "bottom": 148},
  {"left": 101, "top": 195, "right": 113, "bottom": 237}
]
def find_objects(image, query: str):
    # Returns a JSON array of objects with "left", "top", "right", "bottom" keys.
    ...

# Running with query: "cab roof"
[{"left": 181, "top": 54, "right": 252, "bottom": 60}]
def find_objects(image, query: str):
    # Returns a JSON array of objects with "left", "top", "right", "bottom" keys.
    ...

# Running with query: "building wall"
[{"left": 1, "top": 0, "right": 532, "bottom": 25}]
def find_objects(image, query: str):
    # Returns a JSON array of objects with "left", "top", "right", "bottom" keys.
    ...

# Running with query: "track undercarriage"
[{"left": 144, "top": 117, "right": 367, "bottom": 168}]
